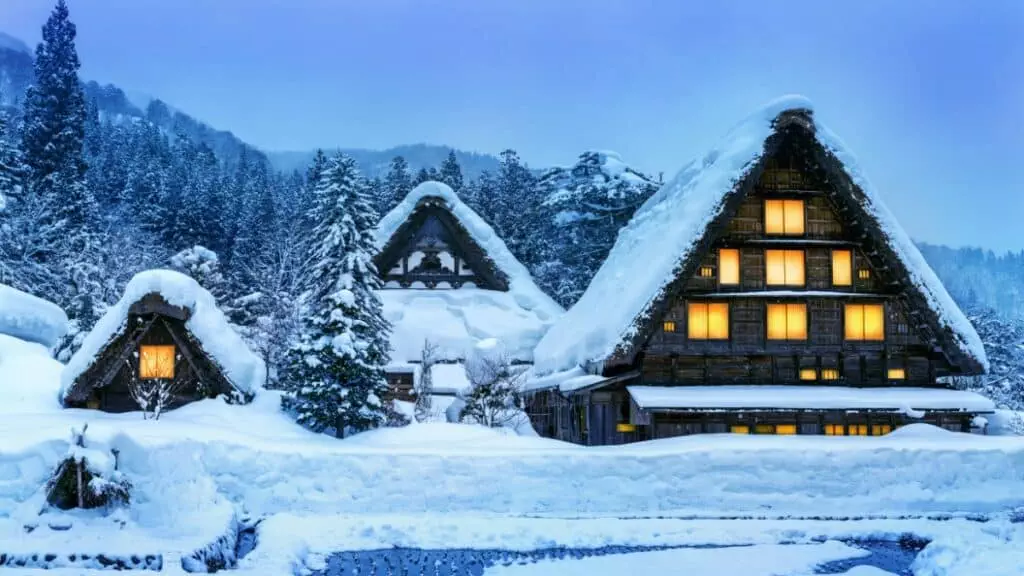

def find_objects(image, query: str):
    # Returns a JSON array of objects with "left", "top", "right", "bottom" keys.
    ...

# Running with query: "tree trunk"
[{"left": 76, "top": 459, "right": 84, "bottom": 508}]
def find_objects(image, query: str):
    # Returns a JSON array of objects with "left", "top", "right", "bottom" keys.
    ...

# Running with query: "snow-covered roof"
[
  {"left": 0, "top": 284, "right": 68, "bottom": 348},
  {"left": 534, "top": 95, "right": 987, "bottom": 375},
  {"left": 627, "top": 385, "right": 996, "bottom": 413},
  {"left": 61, "top": 270, "right": 265, "bottom": 400},
  {"left": 376, "top": 181, "right": 563, "bottom": 363}
]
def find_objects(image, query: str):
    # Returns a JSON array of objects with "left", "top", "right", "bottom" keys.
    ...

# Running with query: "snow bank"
[
  {"left": 0, "top": 335, "right": 65, "bottom": 414},
  {"left": 0, "top": 284, "right": 68, "bottom": 348},
  {"left": 533, "top": 95, "right": 987, "bottom": 375},
  {"left": 627, "top": 385, "right": 995, "bottom": 412},
  {"left": 375, "top": 181, "right": 563, "bottom": 327},
  {"left": 60, "top": 270, "right": 265, "bottom": 401}
]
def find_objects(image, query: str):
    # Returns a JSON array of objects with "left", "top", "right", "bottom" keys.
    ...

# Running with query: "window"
[
  {"left": 848, "top": 424, "right": 868, "bottom": 436},
  {"left": 755, "top": 424, "right": 775, "bottom": 434},
  {"left": 799, "top": 368, "right": 818, "bottom": 381},
  {"left": 719, "top": 249, "right": 740, "bottom": 285},
  {"left": 139, "top": 345, "right": 175, "bottom": 379},
  {"left": 616, "top": 423, "right": 637, "bottom": 433},
  {"left": 688, "top": 302, "right": 729, "bottom": 340},
  {"left": 845, "top": 304, "right": 885, "bottom": 341},
  {"left": 888, "top": 368, "right": 906, "bottom": 380},
  {"left": 663, "top": 320, "right": 677, "bottom": 333},
  {"left": 764, "top": 199, "right": 805, "bottom": 235},
  {"left": 767, "top": 303, "right": 807, "bottom": 340},
  {"left": 731, "top": 425, "right": 750, "bottom": 434},
  {"left": 699, "top": 266, "right": 714, "bottom": 278},
  {"left": 766, "top": 250, "right": 805, "bottom": 286},
  {"left": 821, "top": 368, "right": 840, "bottom": 381},
  {"left": 832, "top": 250, "right": 852, "bottom": 286},
  {"left": 871, "top": 424, "right": 893, "bottom": 436},
  {"left": 824, "top": 424, "right": 845, "bottom": 436},
  {"left": 775, "top": 424, "right": 798, "bottom": 435},
  {"left": 858, "top": 269, "right": 871, "bottom": 280}
]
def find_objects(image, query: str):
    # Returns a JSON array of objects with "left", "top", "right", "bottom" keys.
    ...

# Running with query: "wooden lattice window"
[
  {"left": 766, "top": 250, "right": 805, "bottom": 286},
  {"left": 663, "top": 320, "right": 677, "bottom": 333},
  {"left": 775, "top": 424, "right": 798, "bottom": 435},
  {"left": 845, "top": 304, "right": 885, "bottom": 341},
  {"left": 688, "top": 302, "right": 729, "bottom": 340},
  {"left": 731, "top": 425, "right": 750, "bottom": 434},
  {"left": 887, "top": 368, "right": 906, "bottom": 380},
  {"left": 764, "top": 199, "right": 805, "bottom": 235},
  {"left": 799, "top": 368, "right": 818, "bottom": 381},
  {"left": 871, "top": 424, "right": 893, "bottom": 436},
  {"left": 832, "top": 250, "right": 852, "bottom": 286},
  {"left": 767, "top": 303, "right": 807, "bottom": 340},
  {"left": 824, "top": 424, "right": 845, "bottom": 436},
  {"left": 718, "top": 248, "right": 740, "bottom": 285},
  {"left": 821, "top": 368, "right": 840, "bottom": 381},
  {"left": 858, "top": 269, "right": 871, "bottom": 280},
  {"left": 699, "top": 266, "right": 714, "bottom": 278},
  {"left": 139, "top": 345, "right": 176, "bottom": 379},
  {"left": 848, "top": 424, "right": 868, "bottom": 436}
]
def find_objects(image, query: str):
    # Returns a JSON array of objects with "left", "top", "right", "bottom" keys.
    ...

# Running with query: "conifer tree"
[
  {"left": 380, "top": 155, "right": 412, "bottom": 213},
  {"left": 439, "top": 150, "right": 464, "bottom": 193},
  {"left": 0, "top": 112, "right": 26, "bottom": 210},
  {"left": 282, "top": 153, "right": 393, "bottom": 437}
]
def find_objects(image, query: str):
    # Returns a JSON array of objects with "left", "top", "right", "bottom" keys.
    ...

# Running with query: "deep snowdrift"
[{"left": 0, "top": 284, "right": 68, "bottom": 348}]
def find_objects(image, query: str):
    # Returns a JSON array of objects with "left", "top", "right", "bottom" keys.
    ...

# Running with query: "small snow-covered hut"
[
  {"left": 374, "top": 181, "right": 563, "bottom": 400},
  {"left": 61, "top": 270, "right": 265, "bottom": 412},
  {"left": 528, "top": 96, "right": 992, "bottom": 445}
]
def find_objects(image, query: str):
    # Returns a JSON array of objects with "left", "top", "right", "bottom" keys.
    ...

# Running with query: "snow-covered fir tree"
[
  {"left": 169, "top": 245, "right": 229, "bottom": 304},
  {"left": 532, "top": 151, "right": 659, "bottom": 306},
  {"left": 949, "top": 304, "right": 1024, "bottom": 413},
  {"left": 459, "top": 339, "right": 523, "bottom": 428},
  {"left": 439, "top": 150, "right": 464, "bottom": 193},
  {"left": 378, "top": 155, "right": 412, "bottom": 215},
  {"left": 281, "top": 153, "right": 395, "bottom": 437}
]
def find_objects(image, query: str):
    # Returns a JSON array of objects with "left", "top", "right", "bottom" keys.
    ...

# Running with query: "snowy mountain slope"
[{"left": 0, "top": 32, "right": 30, "bottom": 55}]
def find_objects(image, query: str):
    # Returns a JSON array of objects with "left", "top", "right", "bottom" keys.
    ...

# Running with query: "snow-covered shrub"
[
  {"left": 45, "top": 424, "right": 131, "bottom": 511},
  {"left": 459, "top": 338, "right": 524, "bottom": 428},
  {"left": 414, "top": 339, "right": 439, "bottom": 423}
]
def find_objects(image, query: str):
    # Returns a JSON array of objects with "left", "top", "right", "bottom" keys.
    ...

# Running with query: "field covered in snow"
[{"left": 2, "top": 333, "right": 1023, "bottom": 574}]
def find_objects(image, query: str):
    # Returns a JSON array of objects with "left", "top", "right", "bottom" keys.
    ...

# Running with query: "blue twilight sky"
[{"left": 1, "top": 0, "right": 1022, "bottom": 251}]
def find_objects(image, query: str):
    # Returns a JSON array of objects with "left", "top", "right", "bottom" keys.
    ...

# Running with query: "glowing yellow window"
[
  {"left": 688, "top": 302, "right": 729, "bottom": 340},
  {"left": 764, "top": 199, "right": 805, "bottom": 235},
  {"left": 139, "top": 345, "right": 175, "bottom": 379},
  {"left": 871, "top": 424, "right": 893, "bottom": 436},
  {"left": 719, "top": 249, "right": 740, "bottom": 285},
  {"left": 755, "top": 424, "right": 775, "bottom": 434},
  {"left": 832, "top": 250, "right": 852, "bottom": 286},
  {"left": 765, "top": 250, "right": 805, "bottom": 286},
  {"left": 858, "top": 269, "right": 871, "bottom": 280},
  {"left": 616, "top": 423, "right": 636, "bottom": 433},
  {"left": 888, "top": 368, "right": 906, "bottom": 380},
  {"left": 699, "top": 266, "right": 714, "bottom": 278},
  {"left": 730, "top": 425, "right": 750, "bottom": 434},
  {"left": 663, "top": 321, "right": 677, "bottom": 333},
  {"left": 799, "top": 368, "right": 818, "bottom": 381},
  {"left": 824, "top": 424, "right": 845, "bottom": 436},
  {"left": 767, "top": 303, "right": 807, "bottom": 340},
  {"left": 848, "top": 424, "right": 868, "bottom": 436},
  {"left": 845, "top": 304, "right": 885, "bottom": 341},
  {"left": 776, "top": 424, "right": 798, "bottom": 435},
  {"left": 821, "top": 368, "right": 840, "bottom": 381}
]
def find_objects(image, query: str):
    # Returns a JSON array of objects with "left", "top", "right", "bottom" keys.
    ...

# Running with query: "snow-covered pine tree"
[
  {"left": 413, "top": 166, "right": 440, "bottom": 186},
  {"left": 170, "top": 245, "right": 230, "bottom": 304},
  {"left": 532, "top": 151, "right": 659, "bottom": 306},
  {"left": 439, "top": 150, "right": 464, "bottom": 193},
  {"left": 414, "top": 339, "right": 439, "bottom": 423},
  {"left": 0, "top": 111, "right": 26, "bottom": 211},
  {"left": 494, "top": 149, "right": 540, "bottom": 265},
  {"left": 378, "top": 155, "right": 412, "bottom": 215},
  {"left": 459, "top": 339, "right": 523, "bottom": 428},
  {"left": 282, "top": 153, "right": 395, "bottom": 437}
]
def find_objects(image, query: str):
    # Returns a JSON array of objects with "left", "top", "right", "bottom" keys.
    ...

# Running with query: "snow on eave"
[
  {"left": 60, "top": 270, "right": 266, "bottom": 402},
  {"left": 374, "top": 181, "right": 564, "bottom": 322},
  {"left": 533, "top": 95, "right": 987, "bottom": 375},
  {"left": 0, "top": 284, "right": 68, "bottom": 348}
]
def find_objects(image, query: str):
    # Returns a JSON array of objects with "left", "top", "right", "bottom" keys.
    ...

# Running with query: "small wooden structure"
[
  {"left": 526, "top": 102, "right": 991, "bottom": 445},
  {"left": 63, "top": 293, "right": 252, "bottom": 412}
]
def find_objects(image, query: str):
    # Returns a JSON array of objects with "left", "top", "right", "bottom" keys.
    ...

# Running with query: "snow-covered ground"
[{"left": 1, "top": 333, "right": 1023, "bottom": 574}]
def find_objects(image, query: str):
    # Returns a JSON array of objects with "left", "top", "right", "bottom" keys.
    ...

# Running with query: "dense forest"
[{"left": 0, "top": 2, "right": 1020, "bottom": 429}]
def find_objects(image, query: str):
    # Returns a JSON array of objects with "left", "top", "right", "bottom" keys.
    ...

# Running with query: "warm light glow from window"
[
  {"left": 776, "top": 424, "right": 798, "bottom": 435},
  {"left": 699, "top": 266, "right": 714, "bottom": 278},
  {"left": 616, "top": 423, "right": 636, "bottom": 433},
  {"left": 799, "top": 368, "right": 818, "bottom": 381},
  {"left": 845, "top": 304, "right": 885, "bottom": 341},
  {"left": 764, "top": 199, "right": 805, "bottom": 235},
  {"left": 824, "top": 424, "right": 845, "bottom": 436},
  {"left": 871, "top": 424, "right": 893, "bottom": 436},
  {"left": 821, "top": 369, "right": 840, "bottom": 381},
  {"left": 888, "top": 368, "right": 906, "bottom": 380},
  {"left": 848, "top": 424, "right": 868, "bottom": 436},
  {"left": 663, "top": 321, "right": 676, "bottom": 333},
  {"left": 731, "top": 425, "right": 750, "bottom": 434},
  {"left": 767, "top": 303, "right": 807, "bottom": 340},
  {"left": 139, "top": 345, "right": 175, "bottom": 379},
  {"left": 766, "top": 250, "right": 805, "bottom": 286},
  {"left": 688, "top": 302, "right": 729, "bottom": 340},
  {"left": 719, "top": 249, "right": 740, "bottom": 285},
  {"left": 832, "top": 250, "right": 852, "bottom": 286},
  {"left": 755, "top": 424, "right": 775, "bottom": 434},
  {"left": 858, "top": 269, "right": 871, "bottom": 280}
]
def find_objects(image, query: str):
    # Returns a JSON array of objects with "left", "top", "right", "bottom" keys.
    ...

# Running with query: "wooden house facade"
[{"left": 526, "top": 100, "right": 991, "bottom": 445}]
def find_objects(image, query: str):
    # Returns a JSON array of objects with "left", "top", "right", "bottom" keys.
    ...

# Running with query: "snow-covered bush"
[
  {"left": 45, "top": 424, "right": 131, "bottom": 511},
  {"left": 459, "top": 338, "right": 524, "bottom": 428},
  {"left": 414, "top": 339, "right": 439, "bottom": 423}
]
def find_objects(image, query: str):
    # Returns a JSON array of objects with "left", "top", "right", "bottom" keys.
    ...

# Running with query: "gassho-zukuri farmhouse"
[{"left": 50, "top": 96, "right": 994, "bottom": 446}]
